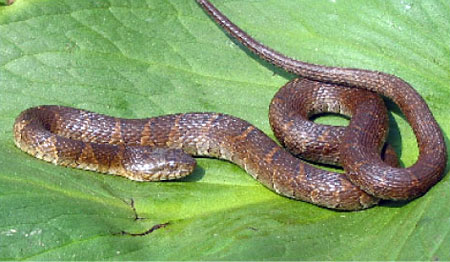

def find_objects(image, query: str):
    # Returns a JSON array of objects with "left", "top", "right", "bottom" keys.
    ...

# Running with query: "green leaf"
[{"left": 0, "top": 0, "right": 449, "bottom": 260}]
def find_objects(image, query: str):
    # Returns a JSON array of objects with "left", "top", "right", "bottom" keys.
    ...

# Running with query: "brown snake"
[{"left": 13, "top": 0, "right": 447, "bottom": 210}]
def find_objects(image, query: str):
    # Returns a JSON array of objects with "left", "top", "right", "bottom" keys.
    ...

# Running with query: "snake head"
[{"left": 121, "top": 147, "right": 196, "bottom": 181}]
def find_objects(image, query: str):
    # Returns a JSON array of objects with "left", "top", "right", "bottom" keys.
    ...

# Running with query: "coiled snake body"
[{"left": 13, "top": 0, "right": 447, "bottom": 210}]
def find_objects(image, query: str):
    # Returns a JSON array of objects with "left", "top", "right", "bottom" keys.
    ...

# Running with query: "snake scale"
[{"left": 13, "top": 0, "right": 447, "bottom": 210}]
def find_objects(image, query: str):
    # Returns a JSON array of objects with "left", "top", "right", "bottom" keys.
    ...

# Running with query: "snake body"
[{"left": 13, "top": 0, "right": 447, "bottom": 210}]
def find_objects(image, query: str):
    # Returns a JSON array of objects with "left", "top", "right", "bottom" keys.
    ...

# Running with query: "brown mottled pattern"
[{"left": 12, "top": 0, "right": 447, "bottom": 211}]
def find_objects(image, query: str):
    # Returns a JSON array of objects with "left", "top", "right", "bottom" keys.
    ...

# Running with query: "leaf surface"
[{"left": 0, "top": 0, "right": 449, "bottom": 260}]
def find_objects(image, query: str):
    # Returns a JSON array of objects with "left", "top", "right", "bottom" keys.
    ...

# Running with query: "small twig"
[
  {"left": 129, "top": 198, "right": 146, "bottom": 221},
  {"left": 119, "top": 222, "right": 170, "bottom": 237},
  {"left": 121, "top": 198, "right": 146, "bottom": 221}
]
